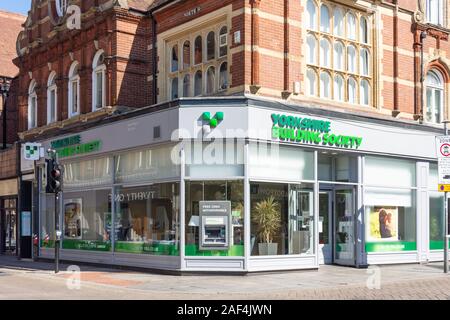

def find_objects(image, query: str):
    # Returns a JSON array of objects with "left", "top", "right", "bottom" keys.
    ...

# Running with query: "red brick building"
[
  {"left": 0, "top": 10, "right": 26, "bottom": 255},
  {"left": 11, "top": 1, "right": 450, "bottom": 271},
  {"left": 14, "top": 1, "right": 450, "bottom": 138}
]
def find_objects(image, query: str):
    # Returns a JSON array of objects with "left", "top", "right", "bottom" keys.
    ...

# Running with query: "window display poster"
[
  {"left": 368, "top": 206, "right": 398, "bottom": 241},
  {"left": 64, "top": 199, "right": 82, "bottom": 239}
]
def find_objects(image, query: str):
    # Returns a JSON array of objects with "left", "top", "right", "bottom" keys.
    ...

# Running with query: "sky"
[{"left": 0, "top": 0, "right": 31, "bottom": 15}]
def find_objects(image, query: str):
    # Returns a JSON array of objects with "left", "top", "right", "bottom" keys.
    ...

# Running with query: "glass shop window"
[
  {"left": 114, "top": 183, "right": 180, "bottom": 256},
  {"left": 250, "top": 182, "right": 315, "bottom": 256}
]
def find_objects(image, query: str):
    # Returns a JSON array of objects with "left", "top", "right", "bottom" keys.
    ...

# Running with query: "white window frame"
[
  {"left": 92, "top": 50, "right": 106, "bottom": 111},
  {"left": 68, "top": 61, "right": 80, "bottom": 117},
  {"left": 425, "top": 70, "right": 444, "bottom": 124},
  {"left": 426, "top": 0, "right": 445, "bottom": 26},
  {"left": 28, "top": 80, "right": 37, "bottom": 129},
  {"left": 165, "top": 22, "right": 229, "bottom": 100},
  {"left": 56, "top": 0, "right": 68, "bottom": 17},
  {"left": 47, "top": 72, "right": 57, "bottom": 124}
]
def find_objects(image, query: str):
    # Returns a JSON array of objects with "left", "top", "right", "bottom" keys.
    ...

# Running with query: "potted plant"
[{"left": 252, "top": 196, "right": 281, "bottom": 255}]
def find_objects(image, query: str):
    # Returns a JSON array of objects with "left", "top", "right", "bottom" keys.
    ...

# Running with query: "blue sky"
[{"left": 0, "top": 0, "right": 31, "bottom": 15}]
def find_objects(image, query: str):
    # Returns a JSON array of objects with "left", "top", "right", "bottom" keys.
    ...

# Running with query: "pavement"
[{"left": 0, "top": 255, "right": 450, "bottom": 299}]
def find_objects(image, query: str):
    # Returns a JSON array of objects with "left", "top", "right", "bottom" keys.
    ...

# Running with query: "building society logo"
[
  {"left": 24, "top": 143, "right": 42, "bottom": 161},
  {"left": 202, "top": 112, "right": 224, "bottom": 128}
]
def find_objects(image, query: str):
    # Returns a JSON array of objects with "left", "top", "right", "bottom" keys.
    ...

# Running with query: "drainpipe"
[
  {"left": 150, "top": 13, "right": 157, "bottom": 105},
  {"left": 282, "top": 0, "right": 290, "bottom": 99},
  {"left": 392, "top": 2, "right": 400, "bottom": 117},
  {"left": 250, "top": 0, "right": 261, "bottom": 93},
  {"left": 420, "top": 31, "right": 427, "bottom": 120}
]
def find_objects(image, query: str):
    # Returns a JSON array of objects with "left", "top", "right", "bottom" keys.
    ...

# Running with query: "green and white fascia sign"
[
  {"left": 50, "top": 135, "right": 101, "bottom": 158},
  {"left": 271, "top": 113, "right": 363, "bottom": 149}
]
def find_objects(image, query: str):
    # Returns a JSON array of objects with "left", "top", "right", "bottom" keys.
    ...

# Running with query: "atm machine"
[{"left": 199, "top": 201, "right": 231, "bottom": 250}]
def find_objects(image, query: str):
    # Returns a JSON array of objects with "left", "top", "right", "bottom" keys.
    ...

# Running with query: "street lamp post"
[{"left": 0, "top": 78, "right": 11, "bottom": 149}]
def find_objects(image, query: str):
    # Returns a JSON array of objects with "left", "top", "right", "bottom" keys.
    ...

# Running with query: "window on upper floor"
[
  {"left": 56, "top": 0, "right": 68, "bottom": 17},
  {"left": 68, "top": 61, "right": 80, "bottom": 117},
  {"left": 166, "top": 23, "right": 229, "bottom": 100},
  {"left": 92, "top": 50, "right": 106, "bottom": 111},
  {"left": 305, "top": 0, "right": 372, "bottom": 106},
  {"left": 426, "top": 0, "right": 445, "bottom": 26},
  {"left": 28, "top": 80, "right": 37, "bottom": 129},
  {"left": 47, "top": 72, "right": 57, "bottom": 124},
  {"left": 425, "top": 70, "right": 444, "bottom": 124}
]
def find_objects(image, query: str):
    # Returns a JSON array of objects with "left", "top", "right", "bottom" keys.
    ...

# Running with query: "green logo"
[{"left": 202, "top": 112, "right": 224, "bottom": 128}]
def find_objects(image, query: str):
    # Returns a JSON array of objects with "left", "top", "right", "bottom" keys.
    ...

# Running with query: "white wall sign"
[{"left": 23, "top": 143, "right": 43, "bottom": 161}]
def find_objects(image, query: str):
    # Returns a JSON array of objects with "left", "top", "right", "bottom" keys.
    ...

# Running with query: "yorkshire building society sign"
[
  {"left": 271, "top": 113, "right": 363, "bottom": 149},
  {"left": 50, "top": 135, "right": 101, "bottom": 158},
  {"left": 436, "top": 135, "right": 450, "bottom": 191}
]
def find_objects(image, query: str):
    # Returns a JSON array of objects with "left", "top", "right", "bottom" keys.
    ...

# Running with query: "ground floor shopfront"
[{"left": 24, "top": 97, "right": 449, "bottom": 272}]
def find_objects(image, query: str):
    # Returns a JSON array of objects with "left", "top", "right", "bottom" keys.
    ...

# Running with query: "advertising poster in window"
[
  {"left": 64, "top": 199, "right": 82, "bottom": 239},
  {"left": 368, "top": 206, "right": 398, "bottom": 241}
]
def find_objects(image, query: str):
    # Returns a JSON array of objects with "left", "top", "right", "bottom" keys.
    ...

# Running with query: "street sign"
[
  {"left": 23, "top": 142, "right": 43, "bottom": 161},
  {"left": 436, "top": 136, "right": 450, "bottom": 191}
]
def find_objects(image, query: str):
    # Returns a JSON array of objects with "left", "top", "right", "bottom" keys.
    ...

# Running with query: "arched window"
[
  {"left": 348, "top": 77, "right": 357, "bottom": 104},
  {"left": 92, "top": 50, "right": 106, "bottom": 111},
  {"left": 307, "top": 68, "right": 317, "bottom": 96},
  {"left": 207, "top": 31, "right": 215, "bottom": 61},
  {"left": 360, "top": 48, "right": 369, "bottom": 76},
  {"left": 360, "top": 16, "right": 369, "bottom": 44},
  {"left": 306, "top": 0, "right": 317, "bottom": 30},
  {"left": 47, "top": 72, "right": 57, "bottom": 124},
  {"left": 360, "top": 79, "right": 370, "bottom": 105},
  {"left": 307, "top": 34, "right": 317, "bottom": 65},
  {"left": 347, "top": 45, "right": 356, "bottom": 73},
  {"left": 425, "top": 70, "right": 444, "bottom": 123},
  {"left": 171, "top": 44, "right": 179, "bottom": 72},
  {"left": 219, "top": 26, "right": 228, "bottom": 58},
  {"left": 206, "top": 66, "right": 216, "bottom": 94},
  {"left": 194, "top": 36, "right": 202, "bottom": 65},
  {"left": 56, "top": 0, "right": 68, "bottom": 17},
  {"left": 183, "top": 75, "right": 191, "bottom": 97},
  {"left": 320, "top": 5, "right": 330, "bottom": 33},
  {"left": 219, "top": 62, "right": 228, "bottom": 91},
  {"left": 183, "top": 41, "right": 191, "bottom": 69},
  {"left": 194, "top": 70, "right": 203, "bottom": 96},
  {"left": 320, "top": 38, "right": 331, "bottom": 68},
  {"left": 347, "top": 13, "right": 356, "bottom": 40},
  {"left": 320, "top": 72, "right": 331, "bottom": 98},
  {"left": 334, "top": 41, "right": 344, "bottom": 70},
  {"left": 334, "top": 8, "right": 344, "bottom": 36},
  {"left": 28, "top": 80, "right": 37, "bottom": 129},
  {"left": 68, "top": 61, "right": 80, "bottom": 117},
  {"left": 334, "top": 75, "right": 344, "bottom": 101},
  {"left": 171, "top": 77, "right": 179, "bottom": 100}
]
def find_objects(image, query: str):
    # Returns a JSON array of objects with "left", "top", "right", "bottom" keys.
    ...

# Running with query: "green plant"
[
  {"left": 252, "top": 196, "right": 281, "bottom": 243},
  {"left": 430, "top": 215, "right": 441, "bottom": 240}
]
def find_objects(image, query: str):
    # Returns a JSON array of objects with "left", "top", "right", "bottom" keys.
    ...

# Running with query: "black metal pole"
[
  {"left": 55, "top": 191, "right": 59, "bottom": 273},
  {"left": 2, "top": 92, "right": 6, "bottom": 149}
]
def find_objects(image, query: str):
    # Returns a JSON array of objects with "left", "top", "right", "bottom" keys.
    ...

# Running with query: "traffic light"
[{"left": 46, "top": 158, "right": 62, "bottom": 193}]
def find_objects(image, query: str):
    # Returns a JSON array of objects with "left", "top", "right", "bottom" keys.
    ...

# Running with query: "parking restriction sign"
[{"left": 436, "top": 136, "right": 450, "bottom": 191}]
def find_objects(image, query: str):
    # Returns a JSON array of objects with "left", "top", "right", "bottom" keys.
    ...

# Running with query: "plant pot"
[{"left": 258, "top": 242, "right": 278, "bottom": 255}]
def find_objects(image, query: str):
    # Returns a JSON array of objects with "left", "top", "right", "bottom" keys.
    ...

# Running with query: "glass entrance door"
[
  {"left": 288, "top": 185, "right": 314, "bottom": 255},
  {"left": 319, "top": 191, "right": 332, "bottom": 264},
  {"left": 334, "top": 188, "right": 356, "bottom": 266}
]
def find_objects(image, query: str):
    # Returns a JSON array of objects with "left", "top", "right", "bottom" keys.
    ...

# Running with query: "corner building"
[{"left": 15, "top": 0, "right": 450, "bottom": 272}]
